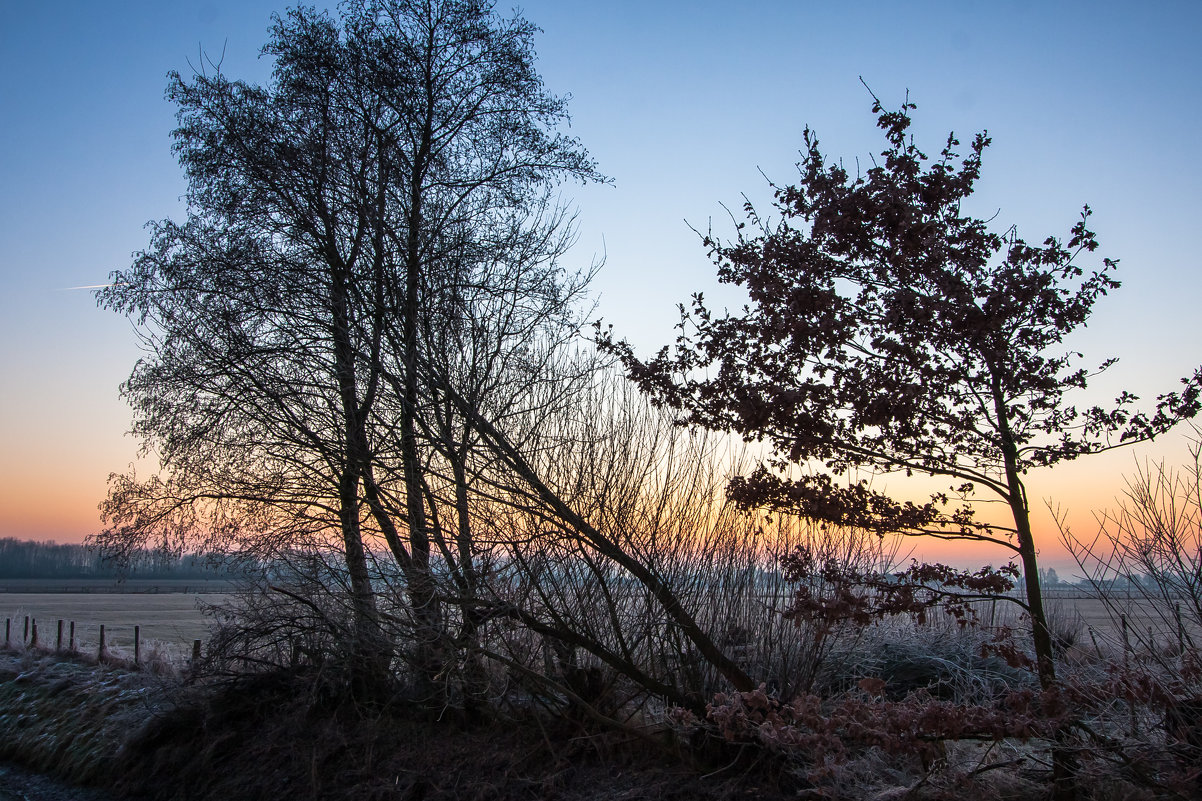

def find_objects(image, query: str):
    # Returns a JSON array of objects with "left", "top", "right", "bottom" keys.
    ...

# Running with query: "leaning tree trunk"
[{"left": 440, "top": 376, "right": 756, "bottom": 696}]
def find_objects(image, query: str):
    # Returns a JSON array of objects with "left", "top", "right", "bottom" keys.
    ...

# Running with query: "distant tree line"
[{"left": 0, "top": 537, "right": 232, "bottom": 580}]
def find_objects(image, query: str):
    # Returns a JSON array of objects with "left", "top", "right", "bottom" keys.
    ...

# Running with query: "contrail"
[{"left": 55, "top": 283, "right": 125, "bottom": 291}]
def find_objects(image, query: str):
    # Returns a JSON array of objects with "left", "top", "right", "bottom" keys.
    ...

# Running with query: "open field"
[
  {"left": 957, "top": 591, "right": 1201, "bottom": 657},
  {"left": 2, "top": 584, "right": 1194, "bottom": 660},
  {"left": 0, "top": 578, "right": 239, "bottom": 594},
  {"left": 1, "top": 593, "right": 223, "bottom": 652}
]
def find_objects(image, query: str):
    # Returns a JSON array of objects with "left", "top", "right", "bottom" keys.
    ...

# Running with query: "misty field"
[
  {"left": 1, "top": 591, "right": 223, "bottom": 652},
  {"left": 1, "top": 584, "right": 1189, "bottom": 660}
]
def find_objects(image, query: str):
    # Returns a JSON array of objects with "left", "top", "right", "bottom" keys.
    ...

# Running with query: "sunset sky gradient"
[{"left": 1, "top": 0, "right": 1200, "bottom": 574}]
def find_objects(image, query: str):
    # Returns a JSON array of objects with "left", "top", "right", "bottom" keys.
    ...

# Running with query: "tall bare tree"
[{"left": 96, "top": 0, "right": 599, "bottom": 692}]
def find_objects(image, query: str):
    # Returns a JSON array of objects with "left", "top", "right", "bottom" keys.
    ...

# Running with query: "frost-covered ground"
[
  {"left": 0, "top": 761, "right": 118, "bottom": 801},
  {"left": 0, "top": 649, "right": 179, "bottom": 800}
]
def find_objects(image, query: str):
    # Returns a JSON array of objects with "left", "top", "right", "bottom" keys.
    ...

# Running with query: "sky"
[{"left": 1, "top": 1, "right": 1200, "bottom": 575}]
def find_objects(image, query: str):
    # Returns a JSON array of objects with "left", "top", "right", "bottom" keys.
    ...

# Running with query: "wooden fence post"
[
  {"left": 57, "top": 619, "right": 63, "bottom": 652},
  {"left": 30, "top": 620, "right": 38, "bottom": 649},
  {"left": 69, "top": 621, "right": 75, "bottom": 652},
  {"left": 4, "top": 618, "right": 9, "bottom": 648},
  {"left": 23, "top": 616, "right": 29, "bottom": 644},
  {"left": 188, "top": 639, "right": 202, "bottom": 681},
  {"left": 1121, "top": 614, "right": 1136, "bottom": 736},
  {"left": 1087, "top": 626, "right": 1102, "bottom": 660},
  {"left": 134, "top": 625, "right": 141, "bottom": 666},
  {"left": 98, "top": 624, "right": 106, "bottom": 661},
  {"left": 1176, "top": 603, "right": 1186, "bottom": 653}
]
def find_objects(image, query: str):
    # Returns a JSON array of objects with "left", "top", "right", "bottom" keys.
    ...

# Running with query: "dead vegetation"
[{"left": 4, "top": 599, "right": 1199, "bottom": 801}]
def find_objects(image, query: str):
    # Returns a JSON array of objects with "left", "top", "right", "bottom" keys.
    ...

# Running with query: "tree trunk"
[
  {"left": 995, "top": 378, "right": 1075, "bottom": 801},
  {"left": 441, "top": 377, "right": 755, "bottom": 694},
  {"left": 450, "top": 449, "right": 489, "bottom": 707},
  {"left": 330, "top": 262, "right": 389, "bottom": 694},
  {"left": 396, "top": 108, "right": 448, "bottom": 699}
]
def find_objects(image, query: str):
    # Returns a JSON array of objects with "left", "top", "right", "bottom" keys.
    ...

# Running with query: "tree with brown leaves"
[{"left": 602, "top": 95, "right": 1201, "bottom": 797}]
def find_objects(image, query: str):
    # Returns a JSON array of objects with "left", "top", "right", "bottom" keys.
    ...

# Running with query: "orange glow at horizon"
[
  {"left": 4, "top": 380, "right": 1192, "bottom": 574},
  {"left": 0, "top": 414, "right": 145, "bottom": 546},
  {"left": 0, "top": 470, "right": 110, "bottom": 545},
  {"left": 0, "top": 442, "right": 1168, "bottom": 573}
]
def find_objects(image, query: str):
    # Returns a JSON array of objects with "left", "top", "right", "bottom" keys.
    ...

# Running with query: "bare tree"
[
  {"left": 96, "top": 0, "right": 599, "bottom": 693},
  {"left": 1066, "top": 429, "right": 1202, "bottom": 668}
]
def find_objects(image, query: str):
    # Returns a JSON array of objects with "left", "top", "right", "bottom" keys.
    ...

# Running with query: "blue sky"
[{"left": 2, "top": 0, "right": 1200, "bottom": 572}]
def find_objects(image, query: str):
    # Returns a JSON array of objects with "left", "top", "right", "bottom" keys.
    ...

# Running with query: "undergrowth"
[{"left": 4, "top": 614, "right": 1198, "bottom": 801}]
